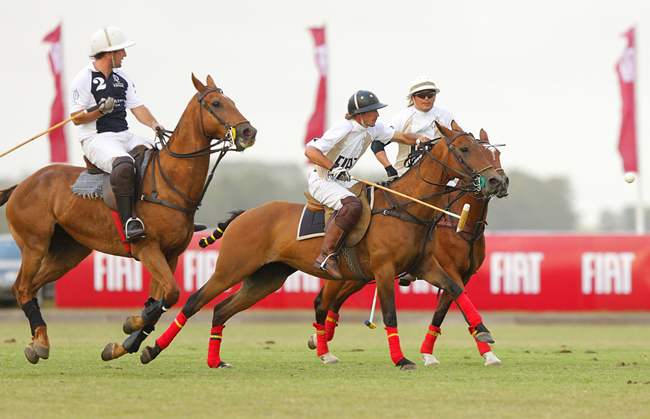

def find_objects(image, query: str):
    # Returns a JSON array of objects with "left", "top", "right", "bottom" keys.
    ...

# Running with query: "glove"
[
  {"left": 327, "top": 165, "right": 351, "bottom": 182},
  {"left": 385, "top": 165, "right": 399, "bottom": 182},
  {"left": 98, "top": 97, "right": 115, "bottom": 115}
]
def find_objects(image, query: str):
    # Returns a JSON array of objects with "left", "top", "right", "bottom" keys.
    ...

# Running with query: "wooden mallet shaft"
[{"left": 351, "top": 176, "right": 471, "bottom": 233}]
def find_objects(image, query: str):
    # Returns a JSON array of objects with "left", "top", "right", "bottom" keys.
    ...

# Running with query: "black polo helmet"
[{"left": 347, "top": 90, "right": 387, "bottom": 114}]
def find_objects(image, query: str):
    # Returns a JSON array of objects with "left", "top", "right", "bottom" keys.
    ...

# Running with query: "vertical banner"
[
  {"left": 43, "top": 24, "right": 68, "bottom": 163},
  {"left": 616, "top": 28, "right": 636, "bottom": 173},
  {"left": 304, "top": 27, "right": 327, "bottom": 146}
]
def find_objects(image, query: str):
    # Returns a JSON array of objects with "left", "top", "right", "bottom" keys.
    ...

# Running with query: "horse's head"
[
  {"left": 434, "top": 121, "right": 503, "bottom": 197},
  {"left": 476, "top": 129, "right": 509, "bottom": 198},
  {"left": 192, "top": 74, "right": 257, "bottom": 151}
]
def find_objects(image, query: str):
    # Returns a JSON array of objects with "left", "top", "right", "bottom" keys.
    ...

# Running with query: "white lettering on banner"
[
  {"left": 183, "top": 250, "right": 219, "bottom": 292},
  {"left": 282, "top": 271, "right": 321, "bottom": 293},
  {"left": 93, "top": 253, "right": 143, "bottom": 292},
  {"left": 398, "top": 281, "right": 439, "bottom": 294},
  {"left": 490, "top": 252, "right": 544, "bottom": 294},
  {"left": 581, "top": 252, "right": 635, "bottom": 295}
]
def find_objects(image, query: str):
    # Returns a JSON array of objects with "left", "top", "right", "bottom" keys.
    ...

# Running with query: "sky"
[{"left": 0, "top": 0, "right": 648, "bottom": 230}]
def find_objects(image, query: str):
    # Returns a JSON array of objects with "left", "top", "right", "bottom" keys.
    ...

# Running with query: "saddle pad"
[
  {"left": 69, "top": 150, "right": 152, "bottom": 199},
  {"left": 296, "top": 205, "right": 326, "bottom": 241},
  {"left": 70, "top": 171, "right": 104, "bottom": 199}
]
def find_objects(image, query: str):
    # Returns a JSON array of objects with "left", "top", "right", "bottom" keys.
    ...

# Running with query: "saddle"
[
  {"left": 82, "top": 146, "right": 149, "bottom": 212},
  {"left": 298, "top": 183, "right": 374, "bottom": 247}
]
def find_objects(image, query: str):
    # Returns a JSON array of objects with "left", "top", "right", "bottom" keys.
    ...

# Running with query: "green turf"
[{"left": 1, "top": 317, "right": 649, "bottom": 419}]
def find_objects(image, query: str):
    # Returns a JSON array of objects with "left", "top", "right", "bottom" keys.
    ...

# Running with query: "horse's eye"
[
  {"left": 460, "top": 147, "right": 469, "bottom": 153},
  {"left": 211, "top": 100, "right": 220, "bottom": 107}
]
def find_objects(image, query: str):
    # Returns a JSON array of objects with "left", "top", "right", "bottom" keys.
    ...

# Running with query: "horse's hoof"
[
  {"left": 396, "top": 357, "right": 417, "bottom": 370},
  {"left": 307, "top": 334, "right": 317, "bottom": 350},
  {"left": 101, "top": 343, "right": 128, "bottom": 361},
  {"left": 140, "top": 346, "right": 159, "bottom": 364},
  {"left": 319, "top": 353, "right": 339, "bottom": 364},
  {"left": 33, "top": 342, "right": 50, "bottom": 359},
  {"left": 482, "top": 351, "right": 502, "bottom": 366},
  {"left": 123, "top": 315, "right": 143, "bottom": 335},
  {"left": 421, "top": 353, "right": 440, "bottom": 366},
  {"left": 209, "top": 361, "right": 232, "bottom": 369},
  {"left": 475, "top": 332, "right": 495, "bottom": 344},
  {"left": 25, "top": 343, "right": 40, "bottom": 364}
]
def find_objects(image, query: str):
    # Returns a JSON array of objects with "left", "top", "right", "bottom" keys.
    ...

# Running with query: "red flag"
[
  {"left": 616, "top": 28, "right": 636, "bottom": 173},
  {"left": 43, "top": 24, "right": 68, "bottom": 163},
  {"left": 304, "top": 27, "right": 327, "bottom": 146}
]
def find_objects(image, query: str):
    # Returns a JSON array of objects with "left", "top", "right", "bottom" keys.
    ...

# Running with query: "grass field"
[{"left": 1, "top": 311, "right": 649, "bottom": 419}]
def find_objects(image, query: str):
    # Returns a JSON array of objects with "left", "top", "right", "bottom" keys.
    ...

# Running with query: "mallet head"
[{"left": 364, "top": 320, "right": 376, "bottom": 329}]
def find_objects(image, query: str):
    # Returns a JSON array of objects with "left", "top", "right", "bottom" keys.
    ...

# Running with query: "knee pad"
[
  {"left": 110, "top": 157, "right": 136, "bottom": 194},
  {"left": 336, "top": 196, "right": 362, "bottom": 230}
]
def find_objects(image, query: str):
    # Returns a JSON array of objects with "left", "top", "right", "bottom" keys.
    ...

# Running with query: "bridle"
[
  {"left": 141, "top": 87, "right": 251, "bottom": 214},
  {"left": 156, "top": 87, "right": 250, "bottom": 159},
  {"left": 422, "top": 132, "right": 494, "bottom": 193}
]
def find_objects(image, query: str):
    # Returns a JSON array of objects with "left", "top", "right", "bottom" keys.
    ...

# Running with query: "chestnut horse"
[
  {"left": 0, "top": 74, "right": 256, "bottom": 364},
  {"left": 308, "top": 129, "right": 508, "bottom": 366},
  {"left": 140, "top": 123, "right": 505, "bottom": 370}
]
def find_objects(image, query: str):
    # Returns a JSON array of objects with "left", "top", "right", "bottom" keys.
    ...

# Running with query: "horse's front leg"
[
  {"left": 122, "top": 259, "right": 174, "bottom": 335},
  {"left": 416, "top": 259, "right": 495, "bottom": 346},
  {"left": 375, "top": 270, "right": 416, "bottom": 370},
  {"left": 102, "top": 248, "right": 180, "bottom": 361}
]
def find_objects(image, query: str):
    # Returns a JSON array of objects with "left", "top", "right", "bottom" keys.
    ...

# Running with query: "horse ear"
[
  {"left": 435, "top": 120, "right": 452, "bottom": 137},
  {"left": 206, "top": 75, "right": 216, "bottom": 88},
  {"left": 479, "top": 129, "right": 488, "bottom": 142},
  {"left": 192, "top": 73, "right": 206, "bottom": 92}
]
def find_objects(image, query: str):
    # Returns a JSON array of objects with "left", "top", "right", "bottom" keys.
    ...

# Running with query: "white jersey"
[
  {"left": 307, "top": 119, "right": 395, "bottom": 179},
  {"left": 69, "top": 62, "right": 144, "bottom": 142},
  {"left": 389, "top": 106, "right": 461, "bottom": 175}
]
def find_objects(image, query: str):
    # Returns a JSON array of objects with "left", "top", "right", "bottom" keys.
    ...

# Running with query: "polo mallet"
[
  {"left": 0, "top": 104, "right": 99, "bottom": 159},
  {"left": 351, "top": 177, "right": 470, "bottom": 233},
  {"left": 364, "top": 286, "right": 378, "bottom": 329}
]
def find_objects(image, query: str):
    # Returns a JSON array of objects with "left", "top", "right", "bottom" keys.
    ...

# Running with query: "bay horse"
[
  {"left": 140, "top": 122, "right": 505, "bottom": 370},
  {"left": 308, "top": 129, "right": 509, "bottom": 366},
  {"left": 0, "top": 74, "right": 256, "bottom": 364}
]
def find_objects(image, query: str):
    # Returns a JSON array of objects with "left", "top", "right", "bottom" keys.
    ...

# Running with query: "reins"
[{"left": 140, "top": 87, "right": 246, "bottom": 214}]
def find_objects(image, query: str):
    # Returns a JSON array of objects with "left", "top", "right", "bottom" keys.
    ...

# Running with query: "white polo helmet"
[
  {"left": 90, "top": 27, "right": 135, "bottom": 55},
  {"left": 407, "top": 76, "right": 441, "bottom": 99}
]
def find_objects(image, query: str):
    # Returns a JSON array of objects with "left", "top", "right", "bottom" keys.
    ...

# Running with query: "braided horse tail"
[{"left": 0, "top": 185, "right": 17, "bottom": 207}]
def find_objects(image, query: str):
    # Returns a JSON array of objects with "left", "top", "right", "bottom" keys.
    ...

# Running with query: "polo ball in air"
[{"left": 624, "top": 172, "right": 636, "bottom": 183}]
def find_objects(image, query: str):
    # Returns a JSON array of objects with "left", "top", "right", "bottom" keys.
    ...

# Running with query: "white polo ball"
[{"left": 624, "top": 172, "right": 636, "bottom": 183}]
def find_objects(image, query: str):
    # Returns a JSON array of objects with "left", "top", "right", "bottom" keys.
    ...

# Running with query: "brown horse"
[
  {"left": 139, "top": 123, "right": 505, "bottom": 370},
  {"left": 308, "top": 129, "right": 509, "bottom": 366},
  {"left": 0, "top": 74, "right": 256, "bottom": 364}
]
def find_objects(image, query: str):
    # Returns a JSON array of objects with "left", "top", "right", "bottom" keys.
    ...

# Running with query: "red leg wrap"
[
  {"left": 207, "top": 325, "right": 225, "bottom": 368},
  {"left": 474, "top": 335, "right": 492, "bottom": 355},
  {"left": 325, "top": 311, "right": 339, "bottom": 342},
  {"left": 457, "top": 291, "right": 483, "bottom": 329},
  {"left": 420, "top": 325, "right": 441, "bottom": 355},
  {"left": 156, "top": 312, "right": 188, "bottom": 350},
  {"left": 313, "top": 323, "right": 329, "bottom": 356},
  {"left": 385, "top": 327, "right": 405, "bottom": 364}
]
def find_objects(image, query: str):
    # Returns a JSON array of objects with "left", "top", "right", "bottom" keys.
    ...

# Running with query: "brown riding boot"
[
  {"left": 313, "top": 196, "right": 362, "bottom": 280},
  {"left": 111, "top": 157, "right": 145, "bottom": 243}
]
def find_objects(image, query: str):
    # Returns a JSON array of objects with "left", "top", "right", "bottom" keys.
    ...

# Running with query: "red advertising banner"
[{"left": 56, "top": 233, "right": 650, "bottom": 311}]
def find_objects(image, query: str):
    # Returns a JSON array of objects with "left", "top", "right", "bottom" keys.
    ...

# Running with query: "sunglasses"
[{"left": 414, "top": 91, "right": 436, "bottom": 99}]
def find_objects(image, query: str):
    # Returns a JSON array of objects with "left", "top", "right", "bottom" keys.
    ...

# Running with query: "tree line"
[{"left": 0, "top": 163, "right": 643, "bottom": 234}]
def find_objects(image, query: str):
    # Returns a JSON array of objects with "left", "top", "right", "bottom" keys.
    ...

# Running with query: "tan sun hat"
[{"left": 407, "top": 75, "right": 441, "bottom": 99}]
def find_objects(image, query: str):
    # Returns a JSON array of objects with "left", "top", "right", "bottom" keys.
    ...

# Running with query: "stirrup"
[
  {"left": 318, "top": 253, "right": 337, "bottom": 270},
  {"left": 125, "top": 217, "right": 146, "bottom": 241}
]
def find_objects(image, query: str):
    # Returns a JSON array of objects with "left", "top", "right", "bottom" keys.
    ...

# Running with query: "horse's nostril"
[{"left": 243, "top": 128, "right": 252, "bottom": 137}]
